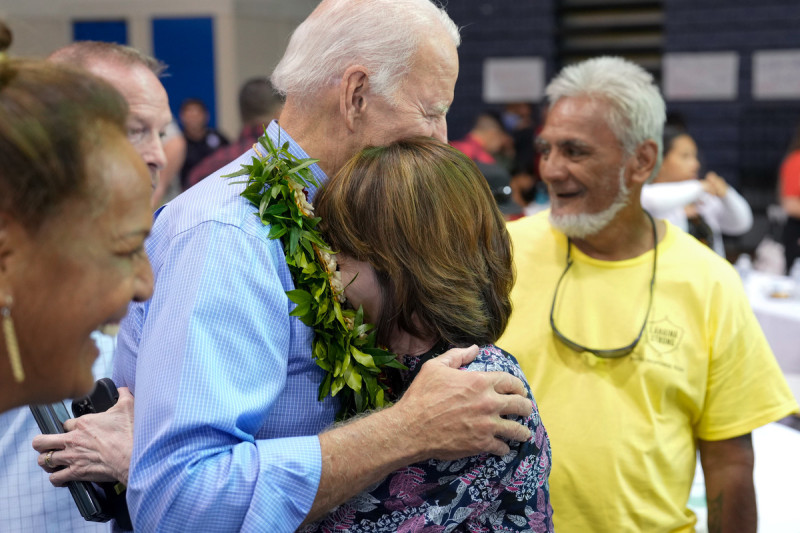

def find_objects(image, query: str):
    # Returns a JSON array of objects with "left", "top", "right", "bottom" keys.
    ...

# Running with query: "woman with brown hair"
[
  {"left": 306, "top": 137, "right": 553, "bottom": 532},
  {"left": 0, "top": 60, "right": 154, "bottom": 413}
]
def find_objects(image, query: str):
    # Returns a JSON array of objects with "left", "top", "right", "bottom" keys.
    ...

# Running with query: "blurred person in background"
[
  {"left": 187, "top": 77, "right": 283, "bottom": 187},
  {"left": 178, "top": 97, "right": 228, "bottom": 190},
  {"left": 450, "top": 110, "right": 511, "bottom": 165},
  {"left": 641, "top": 125, "right": 752, "bottom": 257},
  {"left": 0, "top": 59, "right": 153, "bottom": 530},
  {"left": 499, "top": 56, "right": 798, "bottom": 533},
  {"left": 451, "top": 111, "right": 518, "bottom": 217},
  {"left": 779, "top": 124, "right": 800, "bottom": 272},
  {"left": 151, "top": 120, "right": 186, "bottom": 209},
  {"left": 503, "top": 102, "right": 538, "bottom": 178},
  {"left": 505, "top": 103, "right": 549, "bottom": 219}
]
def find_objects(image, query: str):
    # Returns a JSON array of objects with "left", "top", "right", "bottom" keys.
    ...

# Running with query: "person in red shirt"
[
  {"left": 779, "top": 125, "right": 800, "bottom": 271},
  {"left": 450, "top": 111, "right": 510, "bottom": 165}
]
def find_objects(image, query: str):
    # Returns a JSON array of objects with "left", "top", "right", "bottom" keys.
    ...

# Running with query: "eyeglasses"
[{"left": 549, "top": 211, "right": 657, "bottom": 358}]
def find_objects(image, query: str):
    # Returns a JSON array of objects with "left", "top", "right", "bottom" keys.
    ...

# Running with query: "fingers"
[
  {"left": 434, "top": 344, "right": 479, "bottom": 369},
  {"left": 38, "top": 450, "right": 77, "bottom": 487},
  {"left": 117, "top": 387, "right": 133, "bottom": 400},
  {"left": 483, "top": 438, "right": 511, "bottom": 457},
  {"left": 494, "top": 417, "right": 533, "bottom": 444},
  {"left": 489, "top": 371, "right": 526, "bottom": 397},
  {"left": 32, "top": 433, "right": 68, "bottom": 454},
  {"left": 500, "top": 394, "right": 534, "bottom": 419},
  {"left": 48, "top": 468, "right": 77, "bottom": 487},
  {"left": 479, "top": 419, "right": 533, "bottom": 457},
  {"left": 62, "top": 416, "right": 78, "bottom": 432},
  {"left": 703, "top": 171, "right": 729, "bottom": 196},
  {"left": 37, "top": 449, "right": 64, "bottom": 480}
]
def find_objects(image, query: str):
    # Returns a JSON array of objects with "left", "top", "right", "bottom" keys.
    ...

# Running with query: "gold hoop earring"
[{"left": 2, "top": 296, "right": 24, "bottom": 383}]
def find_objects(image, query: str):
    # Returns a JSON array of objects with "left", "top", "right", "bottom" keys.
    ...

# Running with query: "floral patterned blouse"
[{"left": 301, "top": 344, "right": 554, "bottom": 532}]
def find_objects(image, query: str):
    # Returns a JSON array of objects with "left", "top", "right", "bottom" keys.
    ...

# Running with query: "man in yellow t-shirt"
[{"left": 498, "top": 56, "right": 799, "bottom": 533}]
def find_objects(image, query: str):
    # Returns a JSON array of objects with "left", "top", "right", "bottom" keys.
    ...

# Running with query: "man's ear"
[
  {"left": 340, "top": 65, "right": 370, "bottom": 133},
  {"left": 630, "top": 139, "right": 659, "bottom": 185}
]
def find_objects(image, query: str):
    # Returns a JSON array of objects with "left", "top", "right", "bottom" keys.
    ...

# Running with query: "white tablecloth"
[{"left": 744, "top": 271, "right": 800, "bottom": 404}]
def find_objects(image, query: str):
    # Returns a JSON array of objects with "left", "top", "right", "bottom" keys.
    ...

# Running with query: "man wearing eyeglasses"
[{"left": 498, "top": 56, "right": 799, "bottom": 533}]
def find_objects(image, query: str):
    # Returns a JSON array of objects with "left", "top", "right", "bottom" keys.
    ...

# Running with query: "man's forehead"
[
  {"left": 89, "top": 60, "right": 170, "bottom": 127},
  {"left": 86, "top": 58, "right": 142, "bottom": 84},
  {"left": 543, "top": 97, "right": 612, "bottom": 134},
  {"left": 86, "top": 59, "right": 161, "bottom": 96}
]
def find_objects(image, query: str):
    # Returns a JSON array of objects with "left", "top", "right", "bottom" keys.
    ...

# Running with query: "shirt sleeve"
[
  {"left": 713, "top": 187, "right": 753, "bottom": 235},
  {"left": 641, "top": 181, "right": 704, "bottom": 217},
  {"left": 118, "top": 220, "right": 322, "bottom": 532},
  {"left": 695, "top": 267, "right": 799, "bottom": 441}
]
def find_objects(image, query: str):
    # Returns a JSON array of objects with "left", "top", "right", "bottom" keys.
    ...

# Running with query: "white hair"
[
  {"left": 550, "top": 165, "right": 630, "bottom": 238},
  {"left": 546, "top": 56, "right": 666, "bottom": 181},
  {"left": 271, "top": 0, "right": 460, "bottom": 103}
]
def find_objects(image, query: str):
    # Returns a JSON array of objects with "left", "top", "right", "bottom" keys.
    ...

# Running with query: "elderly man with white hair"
[
  {"left": 498, "top": 56, "right": 799, "bottom": 533},
  {"left": 33, "top": 1, "right": 533, "bottom": 531}
]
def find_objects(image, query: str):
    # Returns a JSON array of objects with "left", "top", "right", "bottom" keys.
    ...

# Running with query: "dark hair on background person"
[
  {"left": 662, "top": 124, "right": 688, "bottom": 156},
  {"left": 180, "top": 97, "right": 208, "bottom": 113},
  {"left": 239, "top": 77, "right": 283, "bottom": 123},
  {"left": 316, "top": 136, "right": 514, "bottom": 348},
  {"left": 0, "top": 59, "right": 128, "bottom": 228}
]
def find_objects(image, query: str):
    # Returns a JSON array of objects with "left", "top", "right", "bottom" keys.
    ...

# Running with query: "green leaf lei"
[{"left": 225, "top": 129, "right": 405, "bottom": 418}]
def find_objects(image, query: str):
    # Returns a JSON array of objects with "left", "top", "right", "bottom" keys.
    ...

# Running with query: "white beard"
[{"left": 549, "top": 165, "right": 629, "bottom": 239}]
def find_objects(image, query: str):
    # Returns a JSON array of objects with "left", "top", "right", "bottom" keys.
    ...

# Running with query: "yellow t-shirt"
[{"left": 498, "top": 211, "right": 799, "bottom": 533}]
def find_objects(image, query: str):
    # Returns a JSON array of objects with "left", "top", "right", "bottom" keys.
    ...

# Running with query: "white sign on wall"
[
  {"left": 663, "top": 52, "right": 739, "bottom": 101},
  {"left": 753, "top": 50, "right": 800, "bottom": 100},
  {"left": 483, "top": 57, "right": 545, "bottom": 103}
]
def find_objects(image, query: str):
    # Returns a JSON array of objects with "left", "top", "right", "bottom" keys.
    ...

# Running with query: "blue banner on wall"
[
  {"left": 73, "top": 20, "right": 128, "bottom": 45},
  {"left": 153, "top": 17, "right": 218, "bottom": 129}
]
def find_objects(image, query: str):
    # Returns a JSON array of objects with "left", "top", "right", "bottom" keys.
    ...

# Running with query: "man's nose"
[
  {"left": 539, "top": 152, "right": 567, "bottom": 183},
  {"left": 146, "top": 137, "right": 168, "bottom": 172}
]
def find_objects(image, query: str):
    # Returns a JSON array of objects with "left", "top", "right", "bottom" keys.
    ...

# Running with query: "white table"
[{"left": 744, "top": 271, "right": 800, "bottom": 405}]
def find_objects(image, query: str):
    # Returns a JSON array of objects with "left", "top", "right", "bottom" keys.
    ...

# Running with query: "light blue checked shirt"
[
  {"left": 0, "top": 334, "right": 115, "bottom": 533},
  {"left": 113, "top": 122, "right": 338, "bottom": 532}
]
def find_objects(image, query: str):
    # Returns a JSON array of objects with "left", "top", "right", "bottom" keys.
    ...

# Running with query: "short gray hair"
[
  {"left": 48, "top": 41, "right": 166, "bottom": 77},
  {"left": 546, "top": 56, "right": 666, "bottom": 180},
  {"left": 271, "top": 0, "right": 460, "bottom": 102}
]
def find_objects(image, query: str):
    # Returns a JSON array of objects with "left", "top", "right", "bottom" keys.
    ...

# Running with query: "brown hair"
[
  {"left": 316, "top": 137, "right": 514, "bottom": 348},
  {"left": 0, "top": 59, "right": 128, "bottom": 229}
]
